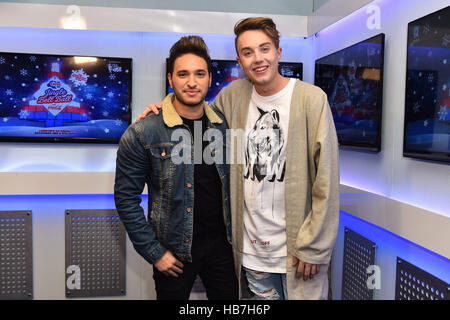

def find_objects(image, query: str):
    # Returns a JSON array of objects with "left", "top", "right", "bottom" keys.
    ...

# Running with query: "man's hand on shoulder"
[{"left": 136, "top": 101, "right": 163, "bottom": 121}]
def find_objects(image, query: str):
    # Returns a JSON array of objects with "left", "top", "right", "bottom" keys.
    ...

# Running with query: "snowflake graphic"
[
  {"left": 109, "top": 74, "right": 116, "bottom": 80},
  {"left": 86, "top": 93, "right": 93, "bottom": 100},
  {"left": 29, "top": 56, "right": 37, "bottom": 62},
  {"left": 20, "top": 69, "right": 28, "bottom": 76},
  {"left": 4, "top": 75, "right": 10, "bottom": 80},
  {"left": 107, "top": 91, "right": 114, "bottom": 98},
  {"left": 70, "top": 69, "right": 89, "bottom": 87},
  {"left": 102, "top": 111, "right": 109, "bottom": 117},
  {"left": 0, "top": 56, "right": 5, "bottom": 64},
  {"left": 104, "top": 128, "right": 110, "bottom": 134},
  {"left": 19, "top": 109, "right": 29, "bottom": 119},
  {"left": 423, "top": 120, "right": 428, "bottom": 127},
  {"left": 412, "top": 102, "right": 421, "bottom": 113},
  {"left": 3, "top": 118, "right": 8, "bottom": 122},
  {"left": 115, "top": 119, "right": 122, "bottom": 126},
  {"left": 5, "top": 89, "right": 13, "bottom": 96}
]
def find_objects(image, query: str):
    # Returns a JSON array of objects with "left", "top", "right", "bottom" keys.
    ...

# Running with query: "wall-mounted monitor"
[
  {"left": 0, "top": 52, "right": 132, "bottom": 144},
  {"left": 403, "top": 6, "right": 450, "bottom": 163},
  {"left": 166, "top": 59, "right": 302, "bottom": 103},
  {"left": 314, "top": 33, "right": 385, "bottom": 152}
]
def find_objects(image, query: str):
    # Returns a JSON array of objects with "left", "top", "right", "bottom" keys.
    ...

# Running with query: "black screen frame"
[
  {"left": 402, "top": 6, "right": 450, "bottom": 164},
  {"left": 314, "top": 33, "right": 386, "bottom": 153}
]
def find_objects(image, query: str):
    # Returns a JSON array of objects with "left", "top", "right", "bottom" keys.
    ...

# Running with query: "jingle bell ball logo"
[
  {"left": 32, "top": 62, "right": 82, "bottom": 116},
  {"left": 34, "top": 78, "right": 75, "bottom": 116}
]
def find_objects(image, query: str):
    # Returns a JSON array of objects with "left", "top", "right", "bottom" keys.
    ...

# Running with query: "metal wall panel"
[
  {"left": 342, "top": 227, "right": 376, "bottom": 300},
  {"left": 0, "top": 210, "right": 33, "bottom": 300},
  {"left": 395, "top": 257, "right": 449, "bottom": 300},
  {"left": 65, "top": 209, "right": 126, "bottom": 298}
]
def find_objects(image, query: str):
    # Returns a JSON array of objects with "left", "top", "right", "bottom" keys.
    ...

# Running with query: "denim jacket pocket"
[{"left": 148, "top": 142, "right": 176, "bottom": 180}]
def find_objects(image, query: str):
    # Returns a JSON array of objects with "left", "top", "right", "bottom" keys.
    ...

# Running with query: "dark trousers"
[{"left": 152, "top": 237, "right": 238, "bottom": 300}]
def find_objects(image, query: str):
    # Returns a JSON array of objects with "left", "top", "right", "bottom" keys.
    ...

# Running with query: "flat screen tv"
[
  {"left": 403, "top": 6, "right": 450, "bottom": 163},
  {"left": 0, "top": 52, "right": 132, "bottom": 143},
  {"left": 166, "top": 59, "right": 302, "bottom": 103},
  {"left": 314, "top": 33, "right": 385, "bottom": 152}
]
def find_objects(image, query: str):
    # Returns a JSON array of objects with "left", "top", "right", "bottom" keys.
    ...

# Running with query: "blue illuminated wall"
[
  {"left": 333, "top": 210, "right": 449, "bottom": 300},
  {"left": 0, "top": 194, "right": 149, "bottom": 299}
]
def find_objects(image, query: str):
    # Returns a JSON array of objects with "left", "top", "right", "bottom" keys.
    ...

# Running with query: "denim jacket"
[{"left": 114, "top": 94, "right": 231, "bottom": 265}]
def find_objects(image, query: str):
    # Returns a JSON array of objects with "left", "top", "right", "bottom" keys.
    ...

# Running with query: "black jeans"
[{"left": 152, "top": 235, "right": 238, "bottom": 300}]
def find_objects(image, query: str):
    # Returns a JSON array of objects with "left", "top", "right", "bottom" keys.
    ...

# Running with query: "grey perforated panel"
[
  {"left": 395, "top": 257, "right": 449, "bottom": 300},
  {"left": 341, "top": 227, "right": 376, "bottom": 300},
  {"left": 0, "top": 210, "right": 33, "bottom": 300},
  {"left": 65, "top": 209, "right": 126, "bottom": 298}
]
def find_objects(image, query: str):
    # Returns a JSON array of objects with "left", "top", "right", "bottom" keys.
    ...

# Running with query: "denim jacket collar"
[{"left": 162, "top": 93, "right": 223, "bottom": 128}]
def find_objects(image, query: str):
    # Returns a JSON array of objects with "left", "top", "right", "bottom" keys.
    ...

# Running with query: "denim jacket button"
[
  {"left": 185, "top": 238, "right": 190, "bottom": 243},
  {"left": 187, "top": 183, "right": 192, "bottom": 188},
  {"left": 186, "top": 208, "right": 191, "bottom": 213}
]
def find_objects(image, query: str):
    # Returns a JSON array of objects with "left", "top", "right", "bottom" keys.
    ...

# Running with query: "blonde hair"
[{"left": 234, "top": 17, "right": 280, "bottom": 55}]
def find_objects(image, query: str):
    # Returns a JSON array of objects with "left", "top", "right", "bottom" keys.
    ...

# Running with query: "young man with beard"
[
  {"left": 139, "top": 17, "right": 339, "bottom": 300},
  {"left": 114, "top": 36, "right": 238, "bottom": 300}
]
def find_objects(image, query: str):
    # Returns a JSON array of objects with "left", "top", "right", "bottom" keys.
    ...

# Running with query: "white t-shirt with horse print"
[{"left": 243, "top": 78, "right": 296, "bottom": 273}]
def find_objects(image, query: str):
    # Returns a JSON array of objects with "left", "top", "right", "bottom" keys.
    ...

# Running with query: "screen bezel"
[
  {"left": 0, "top": 51, "right": 133, "bottom": 144},
  {"left": 402, "top": 7, "right": 450, "bottom": 164},
  {"left": 314, "top": 33, "right": 386, "bottom": 152}
]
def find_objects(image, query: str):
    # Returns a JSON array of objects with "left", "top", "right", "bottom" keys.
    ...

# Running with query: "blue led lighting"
[{"left": 339, "top": 210, "right": 450, "bottom": 283}]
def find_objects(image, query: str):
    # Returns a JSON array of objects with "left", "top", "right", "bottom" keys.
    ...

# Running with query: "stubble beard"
[{"left": 173, "top": 89, "right": 207, "bottom": 108}]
